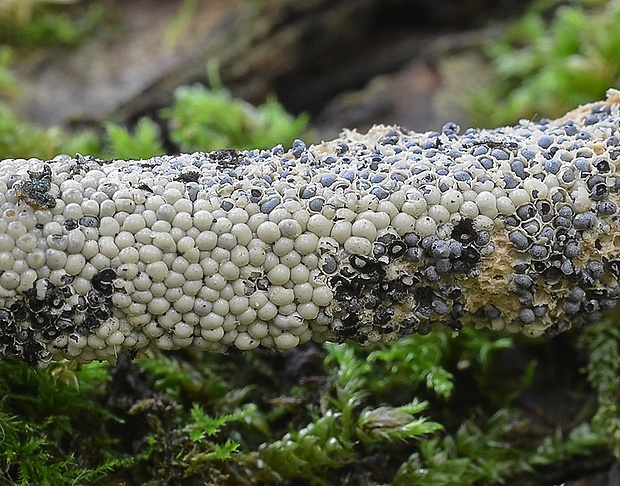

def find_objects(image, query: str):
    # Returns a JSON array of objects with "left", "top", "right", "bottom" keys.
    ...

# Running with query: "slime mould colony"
[{"left": 2, "top": 91, "right": 620, "bottom": 367}]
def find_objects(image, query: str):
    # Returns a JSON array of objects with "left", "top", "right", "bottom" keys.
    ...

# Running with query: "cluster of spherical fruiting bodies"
[{"left": 1, "top": 91, "right": 620, "bottom": 367}]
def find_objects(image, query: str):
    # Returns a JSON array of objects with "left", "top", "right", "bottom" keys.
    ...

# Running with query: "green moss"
[
  {"left": 0, "top": 45, "right": 98, "bottom": 159},
  {"left": 0, "top": 327, "right": 610, "bottom": 485},
  {"left": 258, "top": 343, "right": 443, "bottom": 481},
  {"left": 0, "top": 1, "right": 102, "bottom": 48},
  {"left": 132, "top": 399, "right": 258, "bottom": 483},
  {"left": 0, "top": 103, "right": 98, "bottom": 159},
  {"left": 161, "top": 84, "right": 309, "bottom": 153},
  {"left": 0, "top": 359, "right": 130, "bottom": 485},
  {"left": 0, "top": 51, "right": 307, "bottom": 159},
  {"left": 579, "top": 318, "right": 620, "bottom": 459},
  {"left": 393, "top": 411, "right": 604, "bottom": 485},
  {"left": 367, "top": 332, "right": 455, "bottom": 400},
  {"left": 103, "top": 118, "right": 164, "bottom": 160},
  {"left": 467, "top": 0, "right": 620, "bottom": 126}
]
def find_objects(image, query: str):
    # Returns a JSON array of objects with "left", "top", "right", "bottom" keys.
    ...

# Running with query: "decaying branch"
[{"left": 2, "top": 90, "right": 620, "bottom": 367}]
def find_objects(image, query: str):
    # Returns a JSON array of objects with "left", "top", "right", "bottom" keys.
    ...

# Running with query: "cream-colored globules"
[{"left": 2, "top": 90, "right": 620, "bottom": 367}]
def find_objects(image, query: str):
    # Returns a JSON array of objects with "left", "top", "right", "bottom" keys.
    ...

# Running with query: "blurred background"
[{"left": 1, "top": 0, "right": 617, "bottom": 159}]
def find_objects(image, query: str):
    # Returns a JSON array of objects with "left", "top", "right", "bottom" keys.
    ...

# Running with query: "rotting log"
[{"left": 2, "top": 90, "right": 620, "bottom": 367}]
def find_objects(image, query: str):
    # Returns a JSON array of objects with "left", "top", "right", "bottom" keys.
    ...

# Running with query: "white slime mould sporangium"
[{"left": 2, "top": 90, "right": 620, "bottom": 367}]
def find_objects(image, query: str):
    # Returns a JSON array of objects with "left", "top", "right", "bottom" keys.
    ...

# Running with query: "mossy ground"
[{"left": 0, "top": 323, "right": 616, "bottom": 485}]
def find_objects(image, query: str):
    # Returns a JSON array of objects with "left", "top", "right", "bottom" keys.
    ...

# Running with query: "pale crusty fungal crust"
[{"left": 2, "top": 90, "right": 620, "bottom": 366}]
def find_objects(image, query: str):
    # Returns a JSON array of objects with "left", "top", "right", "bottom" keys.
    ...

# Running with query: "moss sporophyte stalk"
[{"left": 1, "top": 90, "right": 620, "bottom": 367}]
